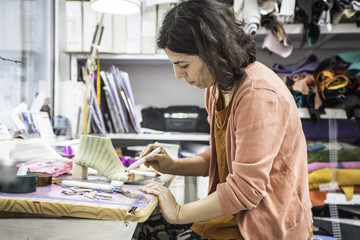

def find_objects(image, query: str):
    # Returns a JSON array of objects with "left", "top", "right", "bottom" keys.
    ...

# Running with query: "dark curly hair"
[{"left": 157, "top": 0, "right": 256, "bottom": 92}]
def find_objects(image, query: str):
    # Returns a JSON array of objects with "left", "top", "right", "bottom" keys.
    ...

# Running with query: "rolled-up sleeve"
[
  {"left": 217, "top": 87, "right": 289, "bottom": 215},
  {"left": 197, "top": 148, "right": 211, "bottom": 176}
]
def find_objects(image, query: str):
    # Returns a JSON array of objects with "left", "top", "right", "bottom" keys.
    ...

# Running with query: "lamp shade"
[{"left": 90, "top": 0, "right": 141, "bottom": 14}]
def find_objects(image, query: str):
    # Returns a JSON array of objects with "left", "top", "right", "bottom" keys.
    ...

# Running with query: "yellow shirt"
[{"left": 191, "top": 93, "right": 242, "bottom": 240}]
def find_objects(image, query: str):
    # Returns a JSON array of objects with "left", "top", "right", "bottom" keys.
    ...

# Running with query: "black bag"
[{"left": 141, "top": 105, "right": 210, "bottom": 133}]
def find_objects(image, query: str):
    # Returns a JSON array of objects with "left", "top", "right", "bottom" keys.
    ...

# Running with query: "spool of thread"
[
  {"left": 1, "top": 172, "right": 38, "bottom": 193},
  {"left": 30, "top": 172, "right": 53, "bottom": 187}
]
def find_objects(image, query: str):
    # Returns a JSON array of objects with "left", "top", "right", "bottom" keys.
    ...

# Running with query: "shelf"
[
  {"left": 105, "top": 133, "right": 210, "bottom": 147},
  {"left": 257, "top": 23, "right": 360, "bottom": 35},
  {"left": 69, "top": 53, "right": 170, "bottom": 65},
  {"left": 254, "top": 23, "right": 360, "bottom": 49},
  {"left": 69, "top": 53, "right": 170, "bottom": 81},
  {"left": 313, "top": 217, "right": 360, "bottom": 226},
  {"left": 298, "top": 108, "right": 347, "bottom": 119},
  {"left": 106, "top": 133, "right": 210, "bottom": 142}
]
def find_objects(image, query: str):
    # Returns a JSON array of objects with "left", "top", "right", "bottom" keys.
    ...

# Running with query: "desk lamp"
[
  {"left": 88, "top": 0, "right": 141, "bottom": 70},
  {"left": 82, "top": 0, "right": 141, "bottom": 135}
]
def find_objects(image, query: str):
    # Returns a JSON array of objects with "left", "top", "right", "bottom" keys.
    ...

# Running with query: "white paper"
[
  {"left": 12, "top": 138, "right": 65, "bottom": 162},
  {"left": 10, "top": 102, "right": 28, "bottom": 138},
  {"left": 32, "top": 112, "right": 56, "bottom": 138},
  {"left": 30, "top": 91, "right": 46, "bottom": 112}
]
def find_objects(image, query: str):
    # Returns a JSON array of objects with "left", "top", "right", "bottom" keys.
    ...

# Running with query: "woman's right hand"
[{"left": 140, "top": 144, "right": 175, "bottom": 174}]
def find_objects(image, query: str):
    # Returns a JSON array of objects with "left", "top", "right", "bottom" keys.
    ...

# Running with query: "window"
[{"left": 0, "top": 0, "right": 54, "bottom": 128}]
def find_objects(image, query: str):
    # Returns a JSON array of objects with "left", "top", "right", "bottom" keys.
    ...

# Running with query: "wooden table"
[{"left": 0, "top": 174, "right": 173, "bottom": 240}]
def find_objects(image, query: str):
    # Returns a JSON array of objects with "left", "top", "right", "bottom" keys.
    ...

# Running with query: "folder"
[
  {"left": 82, "top": 1, "right": 98, "bottom": 52},
  {"left": 100, "top": 71, "right": 125, "bottom": 133},
  {"left": 112, "top": 14, "right": 127, "bottom": 54},
  {"left": 126, "top": 12, "right": 141, "bottom": 54},
  {"left": 141, "top": 5, "right": 157, "bottom": 54},
  {"left": 66, "top": 1, "right": 82, "bottom": 52}
]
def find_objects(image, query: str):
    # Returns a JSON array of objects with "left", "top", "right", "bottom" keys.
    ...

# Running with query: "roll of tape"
[
  {"left": 31, "top": 172, "right": 53, "bottom": 187},
  {"left": 1, "top": 172, "right": 38, "bottom": 193}
]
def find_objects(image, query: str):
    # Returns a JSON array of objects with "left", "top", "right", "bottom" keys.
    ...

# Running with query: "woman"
[{"left": 139, "top": 0, "right": 313, "bottom": 239}]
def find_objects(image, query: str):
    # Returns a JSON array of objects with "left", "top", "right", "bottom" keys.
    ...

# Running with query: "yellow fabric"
[
  {"left": 341, "top": 186, "right": 355, "bottom": 201},
  {"left": 326, "top": 75, "right": 349, "bottom": 90},
  {"left": 308, "top": 168, "right": 360, "bottom": 200},
  {"left": 308, "top": 168, "right": 332, "bottom": 189},
  {"left": 192, "top": 93, "right": 242, "bottom": 240},
  {"left": 315, "top": 70, "right": 349, "bottom": 99}
]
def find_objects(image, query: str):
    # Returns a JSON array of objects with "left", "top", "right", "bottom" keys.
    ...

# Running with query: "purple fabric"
[
  {"left": 302, "top": 119, "right": 360, "bottom": 139},
  {"left": 308, "top": 161, "right": 360, "bottom": 173},
  {"left": 120, "top": 156, "right": 137, "bottom": 168},
  {"left": 61, "top": 146, "right": 75, "bottom": 159},
  {"left": 272, "top": 53, "right": 319, "bottom": 76}
]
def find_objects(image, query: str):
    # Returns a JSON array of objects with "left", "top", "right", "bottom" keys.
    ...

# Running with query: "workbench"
[{"left": 0, "top": 174, "right": 173, "bottom": 240}]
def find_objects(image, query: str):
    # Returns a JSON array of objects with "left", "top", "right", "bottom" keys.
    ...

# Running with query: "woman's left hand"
[{"left": 139, "top": 181, "right": 181, "bottom": 224}]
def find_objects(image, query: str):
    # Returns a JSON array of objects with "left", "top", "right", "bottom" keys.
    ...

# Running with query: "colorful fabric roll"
[
  {"left": 307, "top": 148, "right": 360, "bottom": 163},
  {"left": 308, "top": 168, "right": 360, "bottom": 190},
  {"left": 308, "top": 161, "right": 360, "bottom": 173}
]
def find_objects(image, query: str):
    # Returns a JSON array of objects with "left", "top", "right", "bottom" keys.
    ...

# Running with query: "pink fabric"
[
  {"left": 198, "top": 61, "right": 313, "bottom": 240},
  {"left": 17, "top": 158, "right": 73, "bottom": 177},
  {"left": 308, "top": 161, "right": 360, "bottom": 173}
]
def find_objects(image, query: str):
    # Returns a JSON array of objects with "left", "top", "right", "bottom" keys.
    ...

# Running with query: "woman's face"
[{"left": 165, "top": 48, "right": 215, "bottom": 89}]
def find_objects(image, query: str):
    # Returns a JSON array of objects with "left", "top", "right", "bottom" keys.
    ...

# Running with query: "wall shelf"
[
  {"left": 107, "top": 132, "right": 210, "bottom": 142},
  {"left": 66, "top": 52, "right": 169, "bottom": 61},
  {"left": 257, "top": 23, "right": 360, "bottom": 35},
  {"left": 105, "top": 133, "right": 210, "bottom": 147},
  {"left": 69, "top": 53, "right": 170, "bottom": 82},
  {"left": 298, "top": 108, "right": 348, "bottom": 119},
  {"left": 254, "top": 23, "right": 360, "bottom": 49}
]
